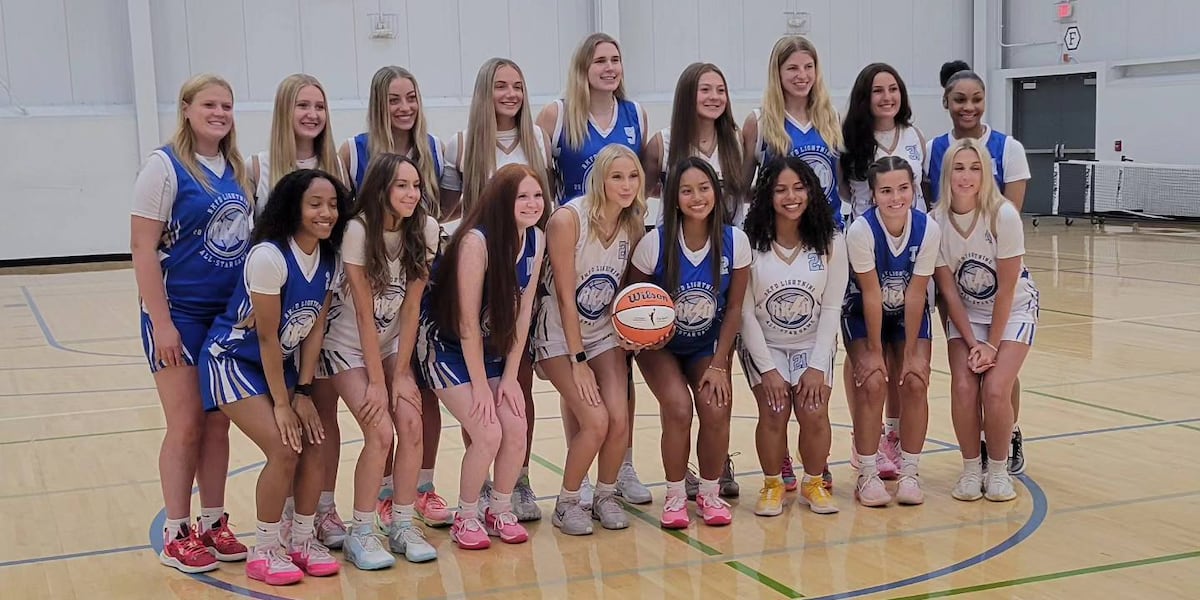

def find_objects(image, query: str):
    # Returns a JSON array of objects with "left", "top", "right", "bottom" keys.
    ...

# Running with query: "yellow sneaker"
[
  {"left": 799, "top": 476, "right": 840, "bottom": 514},
  {"left": 754, "top": 477, "right": 785, "bottom": 516}
]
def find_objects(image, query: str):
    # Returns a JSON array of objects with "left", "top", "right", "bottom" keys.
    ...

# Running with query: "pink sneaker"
[
  {"left": 199, "top": 514, "right": 248, "bottom": 561},
  {"left": 780, "top": 455, "right": 798, "bottom": 492},
  {"left": 880, "top": 432, "right": 902, "bottom": 479},
  {"left": 450, "top": 513, "right": 491, "bottom": 550},
  {"left": 483, "top": 508, "right": 528, "bottom": 544},
  {"left": 896, "top": 472, "right": 925, "bottom": 505},
  {"left": 159, "top": 524, "right": 219, "bottom": 574},
  {"left": 375, "top": 493, "right": 393, "bottom": 533},
  {"left": 315, "top": 510, "right": 347, "bottom": 549},
  {"left": 246, "top": 544, "right": 304, "bottom": 586},
  {"left": 288, "top": 538, "right": 340, "bottom": 577},
  {"left": 696, "top": 492, "right": 733, "bottom": 526},
  {"left": 660, "top": 494, "right": 690, "bottom": 529},
  {"left": 416, "top": 489, "right": 453, "bottom": 527},
  {"left": 854, "top": 473, "right": 893, "bottom": 507}
]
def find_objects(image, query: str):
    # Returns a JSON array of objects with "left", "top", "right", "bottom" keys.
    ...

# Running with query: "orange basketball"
[{"left": 612, "top": 283, "right": 676, "bottom": 346}]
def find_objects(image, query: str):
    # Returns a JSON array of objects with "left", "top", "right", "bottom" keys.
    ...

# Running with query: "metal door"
[{"left": 1012, "top": 73, "right": 1097, "bottom": 215}]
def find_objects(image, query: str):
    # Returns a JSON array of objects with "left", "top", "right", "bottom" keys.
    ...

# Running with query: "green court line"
[
  {"left": 884, "top": 549, "right": 1200, "bottom": 599},
  {"left": 529, "top": 452, "right": 804, "bottom": 599}
]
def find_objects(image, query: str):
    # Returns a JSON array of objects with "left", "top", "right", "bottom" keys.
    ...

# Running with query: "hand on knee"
[{"left": 365, "top": 420, "right": 396, "bottom": 456}]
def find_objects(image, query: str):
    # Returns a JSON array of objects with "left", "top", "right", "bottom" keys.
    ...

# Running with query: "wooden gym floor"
[{"left": 2, "top": 219, "right": 1198, "bottom": 599}]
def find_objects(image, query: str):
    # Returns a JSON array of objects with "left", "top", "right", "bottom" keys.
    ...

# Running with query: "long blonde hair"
[
  {"left": 580, "top": 144, "right": 645, "bottom": 243},
  {"left": 563, "top": 33, "right": 627, "bottom": 151},
  {"left": 268, "top": 74, "right": 342, "bottom": 190},
  {"left": 759, "top": 36, "right": 842, "bottom": 156},
  {"left": 365, "top": 66, "right": 440, "bottom": 216},
  {"left": 461, "top": 58, "right": 549, "bottom": 216},
  {"left": 933, "top": 137, "right": 1007, "bottom": 230},
  {"left": 170, "top": 74, "right": 250, "bottom": 196}
]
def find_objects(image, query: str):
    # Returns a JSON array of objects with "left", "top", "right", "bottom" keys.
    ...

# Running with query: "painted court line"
[{"left": 19, "top": 286, "right": 143, "bottom": 359}]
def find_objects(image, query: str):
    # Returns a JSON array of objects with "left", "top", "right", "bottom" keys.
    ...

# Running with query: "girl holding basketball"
[
  {"left": 321, "top": 154, "right": 440, "bottom": 569},
  {"left": 248, "top": 73, "right": 349, "bottom": 550},
  {"left": 438, "top": 58, "right": 554, "bottom": 523},
  {"left": 739, "top": 156, "right": 847, "bottom": 516},
  {"left": 200, "top": 168, "right": 345, "bottom": 585},
  {"left": 742, "top": 35, "right": 844, "bottom": 229},
  {"left": 926, "top": 61, "right": 1032, "bottom": 476},
  {"left": 419, "top": 164, "right": 545, "bottom": 550},
  {"left": 131, "top": 74, "right": 251, "bottom": 573},
  {"left": 537, "top": 32, "right": 652, "bottom": 505},
  {"left": 627, "top": 157, "right": 751, "bottom": 528},
  {"left": 842, "top": 156, "right": 941, "bottom": 507},
  {"left": 932, "top": 137, "right": 1038, "bottom": 503},
  {"left": 533, "top": 144, "right": 646, "bottom": 535},
  {"left": 642, "top": 62, "right": 747, "bottom": 226}
]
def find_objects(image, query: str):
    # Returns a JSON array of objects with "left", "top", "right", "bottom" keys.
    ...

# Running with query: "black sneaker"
[
  {"left": 980, "top": 439, "right": 988, "bottom": 472},
  {"left": 1008, "top": 428, "right": 1025, "bottom": 475}
]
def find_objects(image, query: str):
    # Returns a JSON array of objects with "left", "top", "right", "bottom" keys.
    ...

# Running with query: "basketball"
[{"left": 611, "top": 283, "right": 676, "bottom": 346}]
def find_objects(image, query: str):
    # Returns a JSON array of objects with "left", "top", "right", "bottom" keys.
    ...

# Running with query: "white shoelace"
[
  {"left": 699, "top": 492, "right": 731, "bottom": 509},
  {"left": 357, "top": 531, "right": 386, "bottom": 553},
  {"left": 491, "top": 511, "right": 519, "bottom": 529},
  {"left": 458, "top": 517, "right": 484, "bottom": 532},
  {"left": 663, "top": 495, "right": 687, "bottom": 513},
  {"left": 262, "top": 544, "right": 296, "bottom": 570},
  {"left": 296, "top": 538, "right": 333, "bottom": 561},
  {"left": 400, "top": 525, "right": 429, "bottom": 544}
]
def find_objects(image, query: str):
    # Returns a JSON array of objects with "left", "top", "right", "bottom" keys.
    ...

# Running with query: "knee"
[
  {"left": 661, "top": 399, "right": 693, "bottom": 428},
  {"left": 605, "top": 409, "right": 628, "bottom": 442},
  {"left": 982, "top": 381, "right": 1011, "bottom": 410},
  {"left": 951, "top": 376, "right": 978, "bottom": 403},
  {"left": 797, "top": 407, "right": 830, "bottom": 430},
  {"left": 394, "top": 412, "right": 422, "bottom": 449},
  {"left": 167, "top": 414, "right": 205, "bottom": 448},
  {"left": 902, "top": 377, "right": 929, "bottom": 401},
  {"left": 861, "top": 373, "right": 887, "bottom": 402},
  {"left": 499, "top": 412, "right": 527, "bottom": 449},
  {"left": 365, "top": 420, "right": 396, "bottom": 455},
  {"left": 267, "top": 444, "right": 300, "bottom": 471},
  {"left": 468, "top": 421, "right": 503, "bottom": 456}
]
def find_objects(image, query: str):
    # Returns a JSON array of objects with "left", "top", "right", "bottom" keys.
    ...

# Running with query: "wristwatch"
[
  {"left": 294, "top": 383, "right": 313, "bottom": 397},
  {"left": 572, "top": 351, "right": 587, "bottom": 364}
]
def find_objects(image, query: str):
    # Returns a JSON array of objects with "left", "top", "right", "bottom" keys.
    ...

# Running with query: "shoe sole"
[
  {"left": 660, "top": 519, "right": 690, "bottom": 529},
  {"left": 854, "top": 494, "right": 892, "bottom": 508},
  {"left": 452, "top": 537, "right": 491, "bottom": 550},
  {"left": 207, "top": 548, "right": 248, "bottom": 562},
  {"left": 754, "top": 506, "right": 783, "bottom": 517},
  {"left": 614, "top": 489, "right": 653, "bottom": 505},
  {"left": 985, "top": 491, "right": 1017, "bottom": 502},
  {"left": 297, "top": 562, "right": 341, "bottom": 577},
  {"left": 798, "top": 498, "right": 840, "bottom": 514},
  {"left": 247, "top": 569, "right": 304, "bottom": 586},
  {"left": 159, "top": 553, "right": 219, "bottom": 574},
  {"left": 346, "top": 551, "right": 396, "bottom": 571},
  {"left": 551, "top": 513, "right": 593, "bottom": 535},
  {"left": 417, "top": 513, "right": 454, "bottom": 528},
  {"left": 952, "top": 491, "right": 983, "bottom": 502}
]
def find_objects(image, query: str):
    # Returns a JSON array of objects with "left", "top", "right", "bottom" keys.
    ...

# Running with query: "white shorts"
[
  {"left": 531, "top": 296, "right": 619, "bottom": 363},
  {"left": 737, "top": 343, "right": 834, "bottom": 388},
  {"left": 317, "top": 341, "right": 399, "bottom": 379},
  {"left": 947, "top": 320, "right": 1036, "bottom": 346}
]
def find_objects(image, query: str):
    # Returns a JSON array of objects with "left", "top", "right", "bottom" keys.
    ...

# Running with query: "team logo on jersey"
[
  {"left": 576, "top": 272, "right": 618, "bottom": 321},
  {"left": 673, "top": 284, "right": 717, "bottom": 336},
  {"left": 793, "top": 146, "right": 835, "bottom": 196},
  {"left": 624, "top": 126, "right": 637, "bottom": 145},
  {"left": 203, "top": 194, "right": 251, "bottom": 266},
  {"left": 905, "top": 144, "right": 921, "bottom": 162},
  {"left": 957, "top": 257, "right": 998, "bottom": 303},
  {"left": 280, "top": 302, "right": 322, "bottom": 356},
  {"left": 374, "top": 284, "right": 406, "bottom": 333},
  {"left": 766, "top": 286, "right": 816, "bottom": 331},
  {"left": 881, "top": 272, "right": 909, "bottom": 314}
]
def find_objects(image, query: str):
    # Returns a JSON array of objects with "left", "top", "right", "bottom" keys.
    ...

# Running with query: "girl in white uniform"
[
  {"left": 838, "top": 63, "right": 928, "bottom": 484},
  {"left": 536, "top": 33, "right": 653, "bottom": 504},
  {"left": 321, "top": 154, "right": 440, "bottom": 569},
  {"left": 738, "top": 156, "right": 847, "bottom": 517},
  {"left": 131, "top": 74, "right": 251, "bottom": 574},
  {"left": 742, "top": 35, "right": 845, "bottom": 230},
  {"left": 932, "top": 137, "right": 1038, "bottom": 503},
  {"left": 247, "top": 73, "right": 349, "bottom": 551},
  {"left": 533, "top": 145, "right": 647, "bottom": 536},
  {"left": 643, "top": 62, "right": 747, "bottom": 226},
  {"left": 437, "top": 58, "right": 554, "bottom": 523}
]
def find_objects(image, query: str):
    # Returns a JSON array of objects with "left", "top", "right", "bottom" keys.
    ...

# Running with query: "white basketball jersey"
[
  {"left": 847, "top": 126, "right": 927, "bottom": 220},
  {"left": 535, "top": 196, "right": 633, "bottom": 352},
  {"left": 746, "top": 242, "right": 834, "bottom": 350},
  {"left": 934, "top": 208, "right": 1038, "bottom": 325},
  {"left": 660, "top": 128, "right": 723, "bottom": 181}
]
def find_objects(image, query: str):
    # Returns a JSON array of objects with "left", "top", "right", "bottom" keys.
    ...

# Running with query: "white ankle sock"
[
  {"left": 988, "top": 458, "right": 1008, "bottom": 473},
  {"left": 392, "top": 503, "right": 415, "bottom": 526},
  {"left": 901, "top": 451, "right": 920, "bottom": 474},
  {"left": 317, "top": 491, "right": 336, "bottom": 514},
  {"left": 560, "top": 487, "right": 581, "bottom": 501},
  {"left": 884, "top": 418, "right": 899, "bottom": 435},
  {"left": 859, "top": 453, "right": 879, "bottom": 478},
  {"left": 963, "top": 456, "right": 982, "bottom": 472},
  {"left": 665, "top": 479, "right": 685, "bottom": 499},
  {"left": 381, "top": 475, "right": 394, "bottom": 494},
  {"left": 164, "top": 516, "right": 190, "bottom": 541},
  {"left": 698, "top": 477, "right": 719, "bottom": 498},
  {"left": 291, "top": 513, "right": 315, "bottom": 546},
  {"left": 595, "top": 481, "right": 616, "bottom": 496},
  {"left": 417, "top": 469, "right": 434, "bottom": 491},
  {"left": 459, "top": 500, "right": 479, "bottom": 519},
  {"left": 623, "top": 447, "right": 634, "bottom": 464},
  {"left": 490, "top": 491, "right": 513, "bottom": 514},
  {"left": 199, "top": 507, "right": 224, "bottom": 532},
  {"left": 256, "top": 520, "right": 281, "bottom": 549},
  {"left": 351, "top": 510, "right": 373, "bottom": 529}
]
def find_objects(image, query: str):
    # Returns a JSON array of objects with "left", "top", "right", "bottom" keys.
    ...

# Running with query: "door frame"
[{"left": 990, "top": 63, "right": 1108, "bottom": 161}]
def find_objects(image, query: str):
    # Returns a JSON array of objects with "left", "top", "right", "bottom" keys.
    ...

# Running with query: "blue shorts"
[
  {"left": 140, "top": 311, "right": 214, "bottom": 373},
  {"left": 416, "top": 322, "right": 504, "bottom": 390},
  {"left": 200, "top": 351, "right": 298, "bottom": 411},
  {"left": 841, "top": 309, "right": 932, "bottom": 343}
]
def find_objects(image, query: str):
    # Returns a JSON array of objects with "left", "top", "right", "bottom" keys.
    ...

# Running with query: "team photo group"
[{"left": 130, "top": 29, "right": 1038, "bottom": 586}]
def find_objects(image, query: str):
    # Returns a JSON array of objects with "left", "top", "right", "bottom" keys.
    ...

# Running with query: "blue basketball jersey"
[
  {"left": 205, "top": 241, "right": 334, "bottom": 368},
  {"left": 761, "top": 116, "right": 844, "bottom": 229},
  {"left": 927, "top": 129, "right": 1007, "bottom": 205},
  {"left": 652, "top": 226, "right": 735, "bottom": 356},
  {"left": 156, "top": 146, "right": 252, "bottom": 319},
  {"left": 554, "top": 99, "right": 643, "bottom": 203},
  {"left": 843, "top": 208, "right": 929, "bottom": 317},
  {"left": 352, "top": 132, "right": 443, "bottom": 192},
  {"left": 425, "top": 227, "right": 539, "bottom": 360}
]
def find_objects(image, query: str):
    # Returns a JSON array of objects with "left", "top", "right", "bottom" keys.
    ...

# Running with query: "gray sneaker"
[
  {"left": 684, "top": 466, "right": 700, "bottom": 501},
  {"left": 719, "top": 453, "right": 741, "bottom": 498},
  {"left": 513, "top": 475, "right": 542, "bottom": 522},
  {"left": 580, "top": 476, "right": 594, "bottom": 510},
  {"left": 591, "top": 492, "right": 629, "bottom": 530},
  {"left": 616, "top": 462, "right": 653, "bottom": 504},
  {"left": 551, "top": 496, "right": 594, "bottom": 536}
]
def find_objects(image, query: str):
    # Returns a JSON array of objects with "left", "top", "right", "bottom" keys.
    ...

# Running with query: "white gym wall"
[{"left": 0, "top": 0, "right": 1193, "bottom": 261}]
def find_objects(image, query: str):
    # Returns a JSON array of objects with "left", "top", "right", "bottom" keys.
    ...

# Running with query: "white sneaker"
[
  {"left": 895, "top": 472, "right": 924, "bottom": 505},
  {"left": 388, "top": 522, "right": 437, "bottom": 562},
  {"left": 952, "top": 468, "right": 984, "bottom": 501},
  {"left": 984, "top": 470, "right": 1017, "bottom": 502},
  {"left": 580, "top": 476, "right": 594, "bottom": 510},
  {"left": 616, "top": 462, "right": 653, "bottom": 504}
]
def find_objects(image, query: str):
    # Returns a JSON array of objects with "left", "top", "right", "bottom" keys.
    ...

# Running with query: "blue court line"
[{"left": 19, "top": 286, "right": 143, "bottom": 359}]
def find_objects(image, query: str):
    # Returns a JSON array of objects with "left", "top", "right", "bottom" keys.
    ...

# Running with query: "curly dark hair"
[
  {"left": 841, "top": 63, "right": 913, "bottom": 183},
  {"left": 742, "top": 157, "right": 834, "bottom": 257},
  {"left": 350, "top": 153, "right": 430, "bottom": 294},
  {"left": 252, "top": 168, "right": 349, "bottom": 254}
]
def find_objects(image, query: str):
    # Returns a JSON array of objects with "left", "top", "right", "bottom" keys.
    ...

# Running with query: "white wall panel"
[
  {"left": 243, "top": 0, "right": 303, "bottom": 103},
  {"left": 458, "top": 0, "right": 511, "bottom": 97},
  {"left": 2, "top": 0, "right": 73, "bottom": 105},
  {"left": 650, "top": 0, "right": 699, "bottom": 92},
  {"left": 739, "top": 0, "right": 788, "bottom": 96},
  {"left": 554, "top": 0, "right": 593, "bottom": 96},
  {"left": 352, "top": 0, "right": 408, "bottom": 101},
  {"left": 150, "top": 0, "right": 191, "bottom": 103},
  {"left": 507, "top": 0, "right": 562, "bottom": 98},
  {"left": 184, "top": 0, "right": 250, "bottom": 99},
  {"left": 0, "top": 2, "right": 10, "bottom": 106},
  {"left": 696, "top": 0, "right": 745, "bottom": 90},
  {"left": 64, "top": 0, "right": 133, "bottom": 105},
  {"left": 617, "top": 0, "right": 654, "bottom": 96},
  {"left": 298, "top": 0, "right": 358, "bottom": 101},
  {"left": 404, "top": 0, "right": 463, "bottom": 97}
]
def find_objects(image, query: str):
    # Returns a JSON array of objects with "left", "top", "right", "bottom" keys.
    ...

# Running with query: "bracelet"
[
  {"left": 294, "top": 383, "right": 313, "bottom": 397},
  {"left": 978, "top": 341, "right": 998, "bottom": 352},
  {"left": 707, "top": 365, "right": 728, "bottom": 374}
]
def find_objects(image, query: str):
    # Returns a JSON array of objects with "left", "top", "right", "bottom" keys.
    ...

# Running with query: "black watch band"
[
  {"left": 294, "top": 383, "right": 313, "bottom": 397},
  {"left": 572, "top": 351, "right": 587, "bottom": 364}
]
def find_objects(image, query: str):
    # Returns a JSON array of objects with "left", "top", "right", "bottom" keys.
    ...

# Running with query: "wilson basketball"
[{"left": 612, "top": 283, "right": 676, "bottom": 346}]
